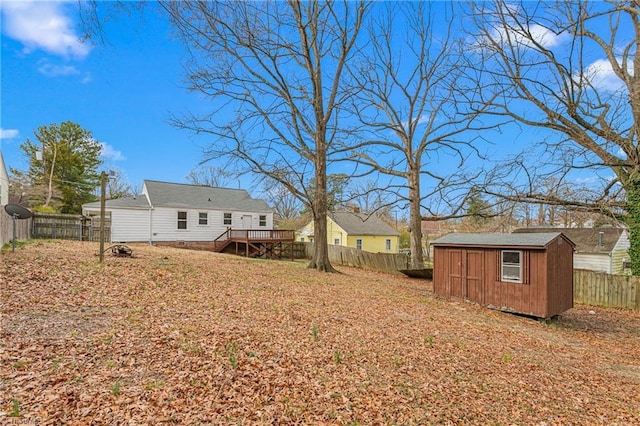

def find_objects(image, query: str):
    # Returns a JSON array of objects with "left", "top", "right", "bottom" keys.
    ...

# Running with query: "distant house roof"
[
  {"left": 513, "top": 227, "right": 624, "bottom": 254},
  {"left": 432, "top": 232, "right": 572, "bottom": 248},
  {"left": 143, "top": 180, "right": 271, "bottom": 212},
  {"left": 83, "top": 180, "right": 272, "bottom": 212},
  {"left": 330, "top": 212, "right": 399, "bottom": 236}
]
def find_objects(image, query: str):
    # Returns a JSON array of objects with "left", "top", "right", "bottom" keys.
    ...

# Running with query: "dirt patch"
[{"left": 2, "top": 241, "right": 639, "bottom": 424}]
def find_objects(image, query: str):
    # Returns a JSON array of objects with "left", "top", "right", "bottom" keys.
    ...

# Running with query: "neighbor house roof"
[
  {"left": 432, "top": 232, "right": 572, "bottom": 248},
  {"left": 143, "top": 180, "right": 272, "bottom": 212},
  {"left": 330, "top": 212, "right": 399, "bottom": 236},
  {"left": 513, "top": 227, "right": 624, "bottom": 254}
]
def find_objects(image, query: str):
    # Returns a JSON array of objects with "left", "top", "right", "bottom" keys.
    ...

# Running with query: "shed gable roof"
[
  {"left": 143, "top": 180, "right": 272, "bottom": 212},
  {"left": 330, "top": 212, "right": 399, "bottom": 236},
  {"left": 432, "top": 232, "right": 570, "bottom": 248},
  {"left": 513, "top": 227, "right": 624, "bottom": 254}
]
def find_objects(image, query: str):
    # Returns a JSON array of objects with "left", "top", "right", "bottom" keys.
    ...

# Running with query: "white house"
[
  {"left": 513, "top": 227, "right": 630, "bottom": 274},
  {"left": 82, "top": 180, "right": 274, "bottom": 243},
  {"left": 0, "top": 150, "right": 9, "bottom": 206}
]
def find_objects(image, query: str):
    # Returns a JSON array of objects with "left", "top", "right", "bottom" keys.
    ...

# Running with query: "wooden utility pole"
[{"left": 99, "top": 171, "right": 107, "bottom": 263}]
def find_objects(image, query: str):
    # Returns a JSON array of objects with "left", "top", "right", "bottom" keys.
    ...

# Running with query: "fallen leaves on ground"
[{"left": 1, "top": 241, "right": 639, "bottom": 424}]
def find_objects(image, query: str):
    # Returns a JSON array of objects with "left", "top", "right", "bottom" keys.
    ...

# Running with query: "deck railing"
[
  {"left": 228, "top": 229, "right": 295, "bottom": 241},
  {"left": 212, "top": 229, "right": 295, "bottom": 251}
]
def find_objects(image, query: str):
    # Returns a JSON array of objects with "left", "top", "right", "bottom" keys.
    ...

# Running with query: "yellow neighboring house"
[{"left": 296, "top": 211, "right": 400, "bottom": 253}]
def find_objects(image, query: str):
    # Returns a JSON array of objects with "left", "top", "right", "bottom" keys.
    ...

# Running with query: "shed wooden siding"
[{"left": 433, "top": 235, "right": 573, "bottom": 318}]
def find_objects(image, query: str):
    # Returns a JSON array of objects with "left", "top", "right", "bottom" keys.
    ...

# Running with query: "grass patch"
[{"left": 111, "top": 380, "right": 122, "bottom": 396}]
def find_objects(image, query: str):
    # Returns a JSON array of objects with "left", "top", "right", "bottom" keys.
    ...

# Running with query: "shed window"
[
  {"left": 177, "top": 211, "right": 187, "bottom": 229},
  {"left": 259, "top": 215, "right": 267, "bottom": 227},
  {"left": 356, "top": 239, "right": 363, "bottom": 250},
  {"left": 501, "top": 250, "right": 522, "bottom": 282},
  {"left": 199, "top": 212, "right": 208, "bottom": 225},
  {"left": 223, "top": 212, "right": 232, "bottom": 225},
  {"left": 386, "top": 239, "right": 392, "bottom": 251},
  {"left": 334, "top": 238, "right": 340, "bottom": 245}
]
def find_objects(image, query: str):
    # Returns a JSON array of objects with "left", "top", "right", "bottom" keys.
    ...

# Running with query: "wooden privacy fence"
[
  {"left": 574, "top": 269, "right": 640, "bottom": 311},
  {"left": 31, "top": 213, "right": 110, "bottom": 242},
  {"left": 300, "top": 242, "right": 411, "bottom": 274},
  {"left": 1, "top": 209, "right": 32, "bottom": 246}
]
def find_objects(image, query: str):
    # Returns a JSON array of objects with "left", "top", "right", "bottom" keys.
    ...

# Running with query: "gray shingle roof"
[
  {"left": 432, "top": 232, "right": 569, "bottom": 248},
  {"left": 143, "top": 180, "right": 272, "bottom": 212},
  {"left": 513, "top": 227, "right": 623, "bottom": 253},
  {"left": 84, "top": 195, "right": 151, "bottom": 210},
  {"left": 330, "top": 212, "right": 400, "bottom": 236}
]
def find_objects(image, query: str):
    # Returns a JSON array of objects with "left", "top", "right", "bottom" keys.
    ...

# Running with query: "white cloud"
[
  {"left": 493, "top": 23, "right": 566, "bottom": 50},
  {"left": 580, "top": 58, "right": 630, "bottom": 92},
  {"left": 401, "top": 114, "right": 431, "bottom": 131},
  {"left": 100, "top": 143, "right": 125, "bottom": 161},
  {"left": 1, "top": 0, "right": 90, "bottom": 59},
  {"left": 38, "top": 61, "right": 80, "bottom": 77},
  {"left": 0, "top": 128, "right": 19, "bottom": 139}
]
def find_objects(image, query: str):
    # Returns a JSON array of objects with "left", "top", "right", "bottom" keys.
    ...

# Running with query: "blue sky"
[
  {"left": 0, "top": 1, "right": 627, "bottom": 209},
  {"left": 1, "top": 1, "right": 212, "bottom": 191}
]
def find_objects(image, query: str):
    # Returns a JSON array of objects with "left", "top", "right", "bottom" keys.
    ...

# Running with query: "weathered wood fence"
[
  {"left": 1, "top": 212, "right": 110, "bottom": 244},
  {"left": 574, "top": 269, "right": 640, "bottom": 312},
  {"left": 31, "top": 213, "right": 110, "bottom": 242},
  {"left": 300, "top": 242, "right": 411, "bottom": 274},
  {"left": 0, "top": 209, "right": 32, "bottom": 246}
]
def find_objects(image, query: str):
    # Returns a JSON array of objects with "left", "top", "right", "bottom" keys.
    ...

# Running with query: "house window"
[
  {"left": 223, "top": 212, "right": 232, "bottom": 225},
  {"left": 501, "top": 250, "right": 522, "bottom": 282},
  {"left": 177, "top": 211, "right": 187, "bottom": 229},
  {"left": 300, "top": 237, "right": 305, "bottom": 242},
  {"left": 386, "top": 239, "right": 392, "bottom": 251},
  {"left": 334, "top": 238, "right": 340, "bottom": 245},
  {"left": 199, "top": 212, "right": 208, "bottom": 225},
  {"left": 356, "top": 239, "right": 363, "bottom": 250},
  {"left": 259, "top": 215, "right": 267, "bottom": 227}
]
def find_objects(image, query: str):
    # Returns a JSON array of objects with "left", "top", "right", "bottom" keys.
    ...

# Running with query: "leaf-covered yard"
[{"left": 1, "top": 241, "right": 639, "bottom": 424}]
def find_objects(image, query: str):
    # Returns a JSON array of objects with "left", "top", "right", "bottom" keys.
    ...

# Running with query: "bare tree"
[
  {"left": 469, "top": 1, "right": 640, "bottom": 273},
  {"left": 162, "top": 1, "right": 368, "bottom": 272},
  {"left": 186, "top": 165, "right": 235, "bottom": 188},
  {"left": 262, "top": 178, "right": 304, "bottom": 228},
  {"left": 347, "top": 179, "right": 393, "bottom": 216},
  {"left": 348, "top": 2, "right": 495, "bottom": 269}
]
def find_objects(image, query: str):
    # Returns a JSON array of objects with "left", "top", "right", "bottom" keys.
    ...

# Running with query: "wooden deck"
[{"left": 213, "top": 229, "right": 296, "bottom": 259}]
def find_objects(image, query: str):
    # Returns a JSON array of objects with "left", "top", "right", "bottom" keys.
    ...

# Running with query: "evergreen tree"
[{"left": 15, "top": 121, "right": 102, "bottom": 213}]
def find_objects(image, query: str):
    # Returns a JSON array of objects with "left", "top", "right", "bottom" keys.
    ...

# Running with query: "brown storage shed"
[{"left": 431, "top": 232, "right": 575, "bottom": 318}]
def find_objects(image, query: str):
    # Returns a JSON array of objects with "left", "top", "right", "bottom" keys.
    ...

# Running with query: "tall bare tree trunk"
[{"left": 408, "top": 167, "right": 424, "bottom": 269}]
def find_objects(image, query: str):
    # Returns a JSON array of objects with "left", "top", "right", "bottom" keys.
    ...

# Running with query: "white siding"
[
  {"left": 149, "top": 207, "right": 273, "bottom": 242},
  {"left": 574, "top": 253, "right": 611, "bottom": 273},
  {"left": 0, "top": 151, "right": 9, "bottom": 206},
  {"left": 111, "top": 209, "right": 151, "bottom": 242},
  {"left": 611, "top": 230, "right": 631, "bottom": 274}
]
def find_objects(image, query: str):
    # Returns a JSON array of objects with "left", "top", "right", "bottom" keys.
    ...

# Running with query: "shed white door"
[{"left": 241, "top": 215, "right": 253, "bottom": 229}]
